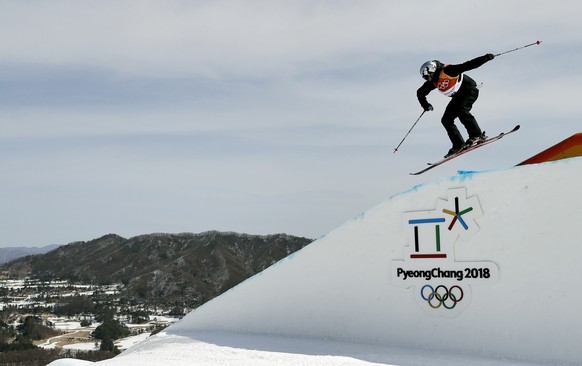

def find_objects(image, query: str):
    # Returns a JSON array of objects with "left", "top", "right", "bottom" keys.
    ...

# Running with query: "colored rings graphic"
[{"left": 420, "top": 284, "right": 464, "bottom": 309}]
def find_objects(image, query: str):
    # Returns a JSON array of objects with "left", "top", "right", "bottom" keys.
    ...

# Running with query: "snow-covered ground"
[
  {"left": 60, "top": 333, "right": 150, "bottom": 353},
  {"left": 56, "top": 330, "right": 544, "bottom": 366},
  {"left": 0, "top": 280, "right": 121, "bottom": 310},
  {"left": 49, "top": 157, "right": 582, "bottom": 366},
  {"left": 38, "top": 316, "right": 178, "bottom": 352}
]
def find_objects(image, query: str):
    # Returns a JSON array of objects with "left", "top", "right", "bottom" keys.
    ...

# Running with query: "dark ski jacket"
[{"left": 417, "top": 54, "right": 493, "bottom": 110}]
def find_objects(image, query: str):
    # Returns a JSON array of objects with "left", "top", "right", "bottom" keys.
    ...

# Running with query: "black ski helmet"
[{"left": 420, "top": 60, "right": 441, "bottom": 81}]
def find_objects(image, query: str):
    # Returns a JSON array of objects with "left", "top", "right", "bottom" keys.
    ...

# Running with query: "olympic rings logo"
[
  {"left": 437, "top": 80, "right": 450, "bottom": 90},
  {"left": 420, "top": 284, "right": 464, "bottom": 309}
]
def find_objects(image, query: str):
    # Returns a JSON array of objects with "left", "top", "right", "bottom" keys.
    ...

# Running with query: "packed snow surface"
[{"left": 50, "top": 330, "right": 547, "bottom": 366}]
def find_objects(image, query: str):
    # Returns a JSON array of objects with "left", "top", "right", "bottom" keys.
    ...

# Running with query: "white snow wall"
[{"left": 169, "top": 157, "right": 582, "bottom": 364}]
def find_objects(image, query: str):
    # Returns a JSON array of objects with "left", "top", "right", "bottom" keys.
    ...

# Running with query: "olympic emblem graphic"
[
  {"left": 437, "top": 79, "right": 450, "bottom": 91},
  {"left": 391, "top": 188, "right": 499, "bottom": 318},
  {"left": 421, "top": 284, "right": 463, "bottom": 309}
]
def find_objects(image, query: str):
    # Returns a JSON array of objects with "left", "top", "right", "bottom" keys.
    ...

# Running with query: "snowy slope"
[{"left": 49, "top": 157, "right": 582, "bottom": 366}]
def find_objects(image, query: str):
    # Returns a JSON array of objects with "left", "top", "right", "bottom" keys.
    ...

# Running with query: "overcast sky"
[{"left": 0, "top": 1, "right": 578, "bottom": 247}]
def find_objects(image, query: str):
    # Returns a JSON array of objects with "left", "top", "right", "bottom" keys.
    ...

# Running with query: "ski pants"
[{"left": 441, "top": 87, "right": 481, "bottom": 149}]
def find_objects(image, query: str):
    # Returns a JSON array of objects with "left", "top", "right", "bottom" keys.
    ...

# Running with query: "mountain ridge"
[
  {"left": 0, "top": 244, "right": 61, "bottom": 264},
  {"left": 1, "top": 231, "right": 312, "bottom": 308}
]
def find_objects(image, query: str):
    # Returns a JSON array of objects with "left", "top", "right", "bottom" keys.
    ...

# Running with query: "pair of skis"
[{"left": 409, "top": 125, "right": 520, "bottom": 175}]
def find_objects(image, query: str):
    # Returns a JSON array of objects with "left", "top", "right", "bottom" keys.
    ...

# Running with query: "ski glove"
[
  {"left": 486, "top": 53, "right": 495, "bottom": 60},
  {"left": 424, "top": 104, "right": 434, "bottom": 112}
]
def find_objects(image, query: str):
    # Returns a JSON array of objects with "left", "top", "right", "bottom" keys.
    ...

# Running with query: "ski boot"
[{"left": 464, "top": 131, "right": 488, "bottom": 149}]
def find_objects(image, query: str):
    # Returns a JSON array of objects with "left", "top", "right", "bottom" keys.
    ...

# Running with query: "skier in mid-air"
[{"left": 417, "top": 53, "right": 495, "bottom": 158}]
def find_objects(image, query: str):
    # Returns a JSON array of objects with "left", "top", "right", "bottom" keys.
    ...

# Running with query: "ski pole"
[
  {"left": 393, "top": 110, "right": 426, "bottom": 153},
  {"left": 495, "top": 40, "right": 542, "bottom": 57}
]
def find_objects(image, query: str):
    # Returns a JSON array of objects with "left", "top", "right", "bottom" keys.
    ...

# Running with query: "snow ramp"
[
  {"left": 50, "top": 157, "right": 582, "bottom": 365},
  {"left": 165, "top": 156, "right": 582, "bottom": 365}
]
